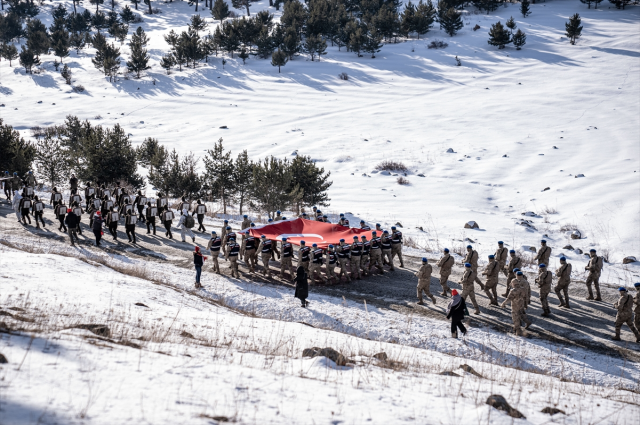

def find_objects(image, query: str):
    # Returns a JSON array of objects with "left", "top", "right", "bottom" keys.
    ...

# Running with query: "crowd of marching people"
[{"left": 3, "top": 172, "right": 640, "bottom": 343}]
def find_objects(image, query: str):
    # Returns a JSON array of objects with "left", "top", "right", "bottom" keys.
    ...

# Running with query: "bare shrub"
[
  {"left": 73, "top": 85, "right": 85, "bottom": 93},
  {"left": 375, "top": 160, "right": 408, "bottom": 172},
  {"left": 473, "top": 24, "right": 480, "bottom": 31},
  {"left": 560, "top": 223, "right": 578, "bottom": 232},
  {"left": 30, "top": 126, "right": 46, "bottom": 138},
  {"left": 397, "top": 176, "right": 410, "bottom": 185},
  {"left": 338, "top": 72, "right": 348, "bottom": 80},
  {"left": 428, "top": 40, "right": 448, "bottom": 49},
  {"left": 541, "top": 206, "right": 558, "bottom": 215},
  {"left": 132, "top": 15, "right": 144, "bottom": 23}
]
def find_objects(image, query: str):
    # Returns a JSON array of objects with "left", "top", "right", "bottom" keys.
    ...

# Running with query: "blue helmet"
[
  {"left": 444, "top": 248, "right": 449, "bottom": 253},
  {"left": 464, "top": 263, "right": 471, "bottom": 268},
  {"left": 539, "top": 263, "right": 546, "bottom": 268},
  {"left": 488, "top": 254, "right": 495, "bottom": 259}
]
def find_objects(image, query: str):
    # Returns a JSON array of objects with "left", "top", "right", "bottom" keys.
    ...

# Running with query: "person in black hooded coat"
[
  {"left": 294, "top": 266, "right": 309, "bottom": 307},
  {"left": 446, "top": 289, "right": 469, "bottom": 338}
]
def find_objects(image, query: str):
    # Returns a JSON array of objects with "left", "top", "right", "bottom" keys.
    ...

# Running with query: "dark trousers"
[
  {"left": 58, "top": 215, "right": 67, "bottom": 231},
  {"left": 4, "top": 188, "right": 10, "bottom": 200},
  {"left": 34, "top": 212, "right": 45, "bottom": 227},
  {"left": 94, "top": 230, "right": 102, "bottom": 246},
  {"left": 146, "top": 217, "right": 156, "bottom": 234},
  {"left": 77, "top": 219, "right": 82, "bottom": 234},
  {"left": 126, "top": 224, "right": 136, "bottom": 243},
  {"left": 197, "top": 214, "right": 205, "bottom": 232},
  {"left": 451, "top": 319, "right": 467, "bottom": 336},
  {"left": 109, "top": 222, "right": 118, "bottom": 239},
  {"left": 137, "top": 206, "right": 145, "bottom": 221},
  {"left": 21, "top": 208, "right": 31, "bottom": 224},
  {"left": 164, "top": 221, "right": 172, "bottom": 238},
  {"left": 70, "top": 188, "right": 77, "bottom": 195},
  {"left": 195, "top": 265, "right": 202, "bottom": 283}
]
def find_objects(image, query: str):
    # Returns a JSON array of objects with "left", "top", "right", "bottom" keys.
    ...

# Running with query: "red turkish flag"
[{"left": 246, "top": 218, "right": 374, "bottom": 249}]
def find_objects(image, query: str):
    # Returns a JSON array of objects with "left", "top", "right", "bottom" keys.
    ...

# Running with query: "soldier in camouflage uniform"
[
  {"left": 502, "top": 250, "right": 522, "bottom": 297},
  {"left": 436, "top": 248, "right": 454, "bottom": 296},
  {"left": 585, "top": 249, "right": 603, "bottom": 301},
  {"left": 495, "top": 241, "right": 508, "bottom": 278},
  {"left": 536, "top": 263, "right": 553, "bottom": 316},
  {"left": 501, "top": 272, "right": 533, "bottom": 336},
  {"left": 459, "top": 263, "right": 481, "bottom": 315},
  {"left": 612, "top": 287, "right": 640, "bottom": 343},
  {"left": 554, "top": 257, "right": 572, "bottom": 308},
  {"left": 481, "top": 254, "right": 500, "bottom": 305},
  {"left": 416, "top": 258, "right": 436, "bottom": 305}
]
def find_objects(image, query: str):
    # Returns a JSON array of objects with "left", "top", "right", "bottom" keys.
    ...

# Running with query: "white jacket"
[{"left": 12, "top": 191, "right": 22, "bottom": 211}]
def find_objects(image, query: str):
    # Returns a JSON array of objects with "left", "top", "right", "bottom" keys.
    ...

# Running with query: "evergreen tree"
[
  {"left": 239, "top": 46, "right": 249, "bottom": 63},
  {"left": 231, "top": 0, "right": 253, "bottom": 16},
  {"left": 136, "top": 137, "right": 161, "bottom": 170},
  {"left": 372, "top": 5, "right": 399, "bottom": 42},
  {"left": 120, "top": 5, "right": 136, "bottom": 23},
  {"left": 201, "top": 33, "right": 217, "bottom": 62},
  {"left": 61, "top": 63, "right": 73, "bottom": 84},
  {"left": 520, "top": 0, "right": 531, "bottom": 18},
  {"left": 505, "top": 16, "right": 516, "bottom": 34},
  {"left": 1, "top": 44, "right": 19, "bottom": 66},
  {"left": 107, "top": 10, "right": 120, "bottom": 27},
  {"left": 211, "top": 0, "right": 230, "bottom": 21},
  {"left": 487, "top": 21, "right": 511, "bottom": 49},
  {"left": 363, "top": 27, "right": 382, "bottom": 58},
  {"left": 348, "top": 27, "right": 366, "bottom": 56},
  {"left": 281, "top": 0, "right": 307, "bottom": 36},
  {"left": 92, "top": 31, "right": 108, "bottom": 51},
  {"left": 127, "top": 27, "right": 150, "bottom": 77},
  {"left": 26, "top": 19, "right": 49, "bottom": 58},
  {"left": 255, "top": 26, "right": 275, "bottom": 58},
  {"left": 302, "top": 34, "right": 321, "bottom": 61},
  {"left": 271, "top": 48, "right": 287, "bottom": 73},
  {"left": 580, "top": 0, "right": 594, "bottom": 8},
  {"left": 92, "top": 11, "right": 108, "bottom": 33},
  {"left": 413, "top": 0, "right": 436, "bottom": 39},
  {"left": 70, "top": 32, "right": 87, "bottom": 54},
  {"left": 250, "top": 156, "right": 301, "bottom": 219},
  {"left": 53, "top": 33, "right": 70, "bottom": 63},
  {"left": 160, "top": 53, "right": 175, "bottom": 73},
  {"left": 440, "top": 7, "right": 463, "bottom": 37},
  {"left": 34, "top": 133, "right": 70, "bottom": 189},
  {"left": 593, "top": 0, "right": 602, "bottom": 8},
  {"left": 19, "top": 46, "right": 40, "bottom": 74},
  {"left": 565, "top": 13, "right": 582, "bottom": 45},
  {"left": 232, "top": 150, "right": 253, "bottom": 215},
  {"left": 190, "top": 14, "right": 208, "bottom": 35},
  {"left": 512, "top": 28, "right": 526, "bottom": 50},
  {"left": 109, "top": 22, "right": 129, "bottom": 44},
  {"left": 0, "top": 118, "right": 35, "bottom": 176},
  {"left": 306, "top": 0, "right": 331, "bottom": 38},
  {"left": 281, "top": 27, "right": 300, "bottom": 60},
  {"left": 400, "top": 1, "right": 416, "bottom": 38},
  {"left": 90, "top": 0, "right": 104, "bottom": 13},
  {"left": 202, "top": 138, "right": 234, "bottom": 214},
  {"left": 52, "top": 4, "right": 68, "bottom": 21},
  {"left": 289, "top": 155, "right": 331, "bottom": 213}
]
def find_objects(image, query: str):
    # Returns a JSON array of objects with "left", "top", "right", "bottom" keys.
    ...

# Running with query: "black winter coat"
[
  {"left": 193, "top": 252, "right": 204, "bottom": 266},
  {"left": 64, "top": 212, "right": 79, "bottom": 228},
  {"left": 446, "top": 297, "right": 467, "bottom": 321},
  {"left": 92, "top": 216, "right": 104, "bottom": 232},
  {"left": 294, "top": 267, "right": 309, "bottom": 300}
]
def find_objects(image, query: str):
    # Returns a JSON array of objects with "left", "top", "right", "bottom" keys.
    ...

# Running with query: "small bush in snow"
[
  {"left": 428, "top": 40, "right": 448, "bottom": 49},
  {"left": 375, "top": 160, "right": 408, "bottom": 172},
  {"left": 339, "top": 72, "right": 348, "bottom": 81},
  {"left": 72, "top": 85, "right": 85, "bottom": 93},
  {"left": 30, "top": 126, "right": 45, "bottom": 138},
  {"left": 560, "top": 223, "right": 579, "bottom": 232},
  {"left": 397, "top": 176, "right": 410, "bottom": 185}
]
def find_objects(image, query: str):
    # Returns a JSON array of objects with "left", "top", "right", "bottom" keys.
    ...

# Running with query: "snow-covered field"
[
  {"left": 2, "top": 1, "right": 639, "bottom": 274},
  {"left": 2, "top": 1, "right": 640, "bottom": 423},
  {"left": 2, "top": 244, "right": 640, "bottom": 424}
]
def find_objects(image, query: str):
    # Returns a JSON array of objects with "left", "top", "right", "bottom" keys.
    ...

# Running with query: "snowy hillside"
[
  {"left": 2, "top": 243, "right": 640, "bottom": 424},
  {"left": 1, "top": 1, "right": 639, "bottom": 275}
]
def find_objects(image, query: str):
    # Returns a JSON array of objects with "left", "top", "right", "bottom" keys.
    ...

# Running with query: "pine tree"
[
  {"left": 440, "top": 7, "right": 463, "bottom": 37},
  {"left": 348, "top": 27, "right": 366, "bottom": 56},
  {"left": 53, "top": 33, "right": 70, "bottom": 63},
  {"left": 281, "top": 0, "right": 307, "bottom": 36},
  {"left": 90, "top": 0, "right": 105, "bottom": 13},
  {"left": 232, "top": 150, "right": 253, "bottom": 215},
  {"left": 239, "top": 46, "right": 249, "bottom": 63},
  {"left": 34, "top": 134, "right": 70, "bottom": 189},
  {"left": 289, "top": 154, "right": 332, "bottom": 212},
  {"left": 189, "top": 14, "right": 208, "bottom": 35},
  {"left": 565, "top": 13, "right": 582, "bottom": 45},
  {"left": 281, "top": 27, "right": 300, "bottom": 60},
  {"left": 203, "top": 138, "right": 234, "bottom": 214},
  {"left": 26, "top": 20, "right": 49, "bottom": 58},
  {"left": 271, "top": 48, "right": 287, "bottom": 73},
  {"left": 160, "top": 53, "right": 175, "bottom": 73},
  {"left": 363, "top": 27, "right": 382, "bottom": 58},
  {"left": 512, "top": 29, "right": 526, "bottom": 50},
  {"left": 1, "top": 44, "right": 19, "bottom": 66},
  {"left": 19, "top": 46, "right": 40, "bottom": 74},
  {"left": 400, "top": 1, "right": 416, "bottom": 38},
  {"left": 61, "top": 63, "right": 73, "bottom": 84},
  {"left": 487, "top": 21, "right": 511, "bottom": 49},
  {"left": 70, "top": 32, "right": 87, "bottom": 54},
  {"left": 231, "top": 0, "right": 253, "bottom": 16},
  {"left": 303, "top": 34, "right": 319, "bottom": 61},
  {"left": 315, "top": 36, "right": 327, "bottom": 61},
  {"left": 520, "top": 0, "right": 531, "bottom": 18},
  {"left": 211, "top": 0, "right": 230, "bottom": 21},
  {"left": 0, "top": 119, "right": 35, "bottom": 178},
  {"left": 249, "top": 156, "right": 301, "bottom": 218},
  {"left": 127, "top": 27, "right": 150, "bottom": 77},
  {"left": 505, "top": 16, "right": 516, "bottom": 34},
  {"left": 92, "top": 11, "right": 108, "bottom": 33},
  {"left": 120, "top": 5, "right": 136, "bottom": 23},
  {"left": 255, "top": 26, "right": 274, "bottom": 59},
  {"left": 413, "top": 0, "right": 436, "bottom": 39}
]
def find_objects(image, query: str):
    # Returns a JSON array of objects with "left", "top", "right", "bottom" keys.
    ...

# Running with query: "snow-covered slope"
[
  {"left": 1, "top": 244, "right": 639, "bottom": 424},
  {"left": 2, "top": 2, "right": 638, "bottom": 276}
]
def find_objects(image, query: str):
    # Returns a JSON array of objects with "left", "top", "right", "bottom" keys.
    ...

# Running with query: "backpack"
[
  {"left": 596, "top": 256, "right": 604, "bottom": 272},
  {"left": 185, "top": 215, "right": 195, "bottom": 228}
]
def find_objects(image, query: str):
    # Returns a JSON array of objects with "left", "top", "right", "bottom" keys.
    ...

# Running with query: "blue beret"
[
  {"left": 243, "top": 215, "right": 248, "bottom": 218},
  {"left": 339, "top": 239, "right": 345, "bottom": 242},
  {"left": 513, "top": 268, "right": 520, "bottom": 272},
  {"left": 541, "top": 240, "right": 547, "bottom": 243},
  {"left": 510, "top": 250, "right": 516, "bottom": 253},
  {"left": 488, "top": 255, "right": 495, "bottom": 259},
  {"left": 261, "top": 235, "right": 266, "bottom": 238},
  {"left": 539, "top": 263, "right": 546, "bottom": 268},
  {"left": 282, "top": 237, "right": 287, "bottom": 241},
  {"left": 560, "top": 257, "right": 566, "bottom": 261},
  {"left": 211, "top": 231, "right": 217, "bottom": 235},
  {"left": 498, "top": 241, "right": 504, "bottom": 244},
  {"left": 516, "top": 271, "right": 524, "bottom": 276},
  {"left": 422, "top": 257, "right": 427, "bottom": 262},
  {"left": 590, "top": 249, "right": 596, "bottom": 252},
  {"left": 300, "top": 240, "right": 305, "bottom": 244},
  {"left": 464, "top": 263, "right": 471, "bottom": 268},
  {"left": 353, "top": 236, "right": 358, "bottom": 239},
  {"left": 634, "top": 282, "right": 640, "bottom": 287},
  {"left": 444, "top": 248, "right": 449, "bottom": 252},
  {"left": 467, "top": 245, "right": 472, "bottom": 249},
  {"left": 383, "top": 230, "right": 389, "bottom": 234},
  {"left": 618, "top": 287, "right": 627, "bottom": 291},
  {"left": 312, "top": 243, "right": 317, "bottom": 247},
  {"left": 328, "top": 244, "right": 334, "bottom": 248},
  {"left": 276, "top": 210, "right": 281, "bottom": 214}
]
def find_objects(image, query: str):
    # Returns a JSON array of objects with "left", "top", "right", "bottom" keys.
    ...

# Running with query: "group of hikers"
[{"left": 3, "top": 173, "right": 640, "bottom": 343}]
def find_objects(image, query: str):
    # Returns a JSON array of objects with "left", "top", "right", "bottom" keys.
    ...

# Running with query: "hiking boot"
[
  {"left": 430, "top": 296, "right": 436, "bottom": 305},
  {"left": 441, "top": 292, "right": 448, "bottom": 297},
  {"left": 541, "top": 311, "right": 550, "bottom": 317},
  {"left": 525, "top": 320, "right": 533, "bottom": 330},
  {"left": 451, "top": 331, "right": 458, "bottom": 339},
  {"left": 474, "top": 309, "right": 481, "bottom": 315},
  {"left": 586, "top": 295, "right": 594, "bottom": 300},
  {"left": 595, "top": 296, "right": 602, "bottom": 301},
  {"left": 192, "top": 237, "right": 195, "bottom": 243},
  {"left": 417, "top": 301, "right": 425, "bottom": 305},
  {"left": 611, "top": 336, "right": 621, "bottom": 341}
]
